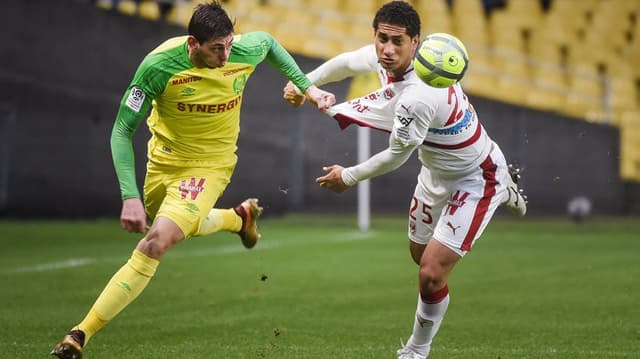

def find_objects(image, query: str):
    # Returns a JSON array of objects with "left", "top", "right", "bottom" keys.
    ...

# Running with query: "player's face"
[
  {"left": 188, "top": 34, "right": 234, "bottom": 69},
  {"left": 374, "top": 23, "right": 419, "bottom": 77}
]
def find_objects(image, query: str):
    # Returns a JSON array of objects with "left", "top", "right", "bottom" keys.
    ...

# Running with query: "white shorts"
[{"left": 407, "top": 144, "right": 511, "bottom": 257}]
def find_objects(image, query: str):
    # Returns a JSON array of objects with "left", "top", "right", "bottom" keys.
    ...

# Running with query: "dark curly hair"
[{"left": 373, "top": 1, "right": 421, "bottom": 38}]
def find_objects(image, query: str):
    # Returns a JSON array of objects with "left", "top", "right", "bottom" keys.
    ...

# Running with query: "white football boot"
[
  {"left": 397, "top": 340, "right": 428, "bottom": 359},
  {"left": 505, "top": 164, "right": 528, "bottom": 216}
]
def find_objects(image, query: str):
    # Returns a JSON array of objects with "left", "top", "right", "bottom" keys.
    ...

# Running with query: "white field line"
[
  {"left": 3, "top": 230, "right": 376, "bottom": 274},
  {"left": 8, "top": 258, "right": 97, "bottom": 273}
]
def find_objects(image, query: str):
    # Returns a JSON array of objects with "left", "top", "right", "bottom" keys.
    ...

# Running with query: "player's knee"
[
  {"left": 136, "top": 229, "right": 179, "bottom": 259},
  {"left": 418, "top": 264, "right": 444, "bottom": 294}
]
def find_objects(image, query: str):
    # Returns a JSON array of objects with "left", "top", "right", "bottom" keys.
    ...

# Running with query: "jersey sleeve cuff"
[{"left": 341, "top": 168, "right": 359, "bottom": 187}]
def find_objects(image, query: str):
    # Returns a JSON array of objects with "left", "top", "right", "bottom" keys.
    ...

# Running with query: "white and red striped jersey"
[{"left": 307, "top": 44, "right": 493, "bottom": 184}]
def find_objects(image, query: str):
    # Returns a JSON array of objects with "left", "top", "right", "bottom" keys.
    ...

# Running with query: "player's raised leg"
[{"left": 197, "top": 198, "right": 263, "bottom": 248}]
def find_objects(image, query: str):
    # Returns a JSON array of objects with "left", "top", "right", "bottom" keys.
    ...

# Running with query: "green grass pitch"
[{"left": 0, "top": 215, "right": 638, "bottom": 358}]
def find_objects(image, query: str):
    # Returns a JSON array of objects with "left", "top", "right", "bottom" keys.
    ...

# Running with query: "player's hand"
[
  {"left": 120, "top": 198, "right": 149, "bottom": 234},
  {"left": 283, "top": 81, "right": 306, "bottom": 107},
  {"left": 305, "top": 85, "right": 336, "bottom": 111},
  {"left": 316, "top": 165, "right": 350, "bottom": 193}
]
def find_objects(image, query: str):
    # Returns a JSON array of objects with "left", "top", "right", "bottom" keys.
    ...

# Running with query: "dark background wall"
[{"left": 0, "top": 0, "right": 634, "bottom": 219}]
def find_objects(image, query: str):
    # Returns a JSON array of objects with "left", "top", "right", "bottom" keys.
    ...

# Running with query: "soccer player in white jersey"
[{"left": 284, "top": 1, "right": 527, "bottom": 358}]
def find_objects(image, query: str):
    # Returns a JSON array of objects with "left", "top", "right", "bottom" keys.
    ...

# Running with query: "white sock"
[{"left": 406, "top": 286, "right": 450, "bottom": 357}]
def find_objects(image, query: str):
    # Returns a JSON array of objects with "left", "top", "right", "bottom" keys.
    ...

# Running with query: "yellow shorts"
[{"left": 143, "top": 160, "right": 235, "bottom": 238}]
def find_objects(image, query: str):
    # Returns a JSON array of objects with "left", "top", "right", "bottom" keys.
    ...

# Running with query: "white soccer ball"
[{"left": 567, "top": 196, "right": 592, "bottom": 222}]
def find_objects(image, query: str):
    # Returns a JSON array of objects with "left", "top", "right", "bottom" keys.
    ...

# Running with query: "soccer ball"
[
  {"left": 413, "top": 33, "right": 469, "bottom": 88},
  {"left": 567, "top": 196, "right": 592, "bottom": 223}
]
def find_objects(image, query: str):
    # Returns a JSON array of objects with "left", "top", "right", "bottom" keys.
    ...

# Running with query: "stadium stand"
[{"left": 95, "top": 0, "right": 639, "bottom": 182}]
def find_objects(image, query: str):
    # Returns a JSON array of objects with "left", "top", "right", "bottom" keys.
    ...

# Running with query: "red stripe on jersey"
[
  {"left": 332, "top": 113, "right": 391, "bottom": 133},
  {"left": 423, "top": 121, "right": 482, "bottom": 149},
  {"left": 460, "top": 155, "right": 498, "bottom": 251},
  {"left": 420, "top": 284, "right": 449, "bottom": 304},
  {"left": 333, "top": 113, "right": 482, "bottom": 150}
]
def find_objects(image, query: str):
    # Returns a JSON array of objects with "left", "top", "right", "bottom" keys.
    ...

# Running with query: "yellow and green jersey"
[{"left": 110, "top": 31, "right": 312, "bottom": 200}]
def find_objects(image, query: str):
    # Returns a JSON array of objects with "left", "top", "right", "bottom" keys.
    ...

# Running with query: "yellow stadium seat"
[
  {"left": 489, "top": 12, "right": 520, "bottom": 48},
  {"left": 273, "top": 23, "right": 308, "bottom": 54},
  {"left": 619, "top": 115, "right": 640, "bottom": 180},
  {"left": 281, "top": 8, "right": 317, "bottom": 30},
  {"left": 164, "top": 1, "right": 195, "bottom": 27},
  {"left": 116, "top": 0, "right": 138, "bottom": 16},
  {"left": 461, "top": 62, "right": 498, "bottom": 100},
  {"left": 492, "top": 43, "right": 531, "bottom": 105},
  {"left": 528, "top": 29, "right": 565, "bottom": 65},
  {"left": 502, "top": 0, "right": 542, "bottom": 30},
  {"left": 529, "top": 62, "right": 567, "bottom": 95},
  {"left": 220, "top": 0, "right": 255, "bottom": 19},
  {"left": 416, "top": 0, "right": 453, "bottom": 35},
  {"left": 308, "top": 0, "right": 342, "bottom": 11},
  {"left": 564, "top": 64, "right": 605, "bottom": 120},
  {"left": 316, "top": 14, "right": 351, "bottom": 38},
  {"left": 301, "top": 37, "right": 344, "bottom": 59},
  {"left": 608, "top": 70, "right": 638, "bottom": 113},
  {"left": 496, "top": 79, "right": 531, "bottom": 105},
  {"left": 342, "top": 0, "right": 378, "bottom": 18},
  {"left": 349, "top": 19, "right": 376, "bottom": 48},
  {"left": 526, "top": 44, "right": 568, "bottom": 113},
  {"left": 347, "top": 72, "right": 382, "bottom": 99},
  {"left": 525, "top": 89, "right": 565, "bottom": 113},
  {"left": 95, "top": 0, "right": 113, "bottom": 10},
  {"left": 451, "top": 0, "right": 488, "bottom": 46},
  {"left": 416, "top": 0, "right": 450, "bottom": 15},
  {"left": 240, "top": 5, "right": 281, "bottom": 34},
  {"left": 138, "top": 0, "right": 160, "bottom": 21}
]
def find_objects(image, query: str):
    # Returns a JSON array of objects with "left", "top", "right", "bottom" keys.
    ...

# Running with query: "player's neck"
[{"left": 388, "top": 66, "right": 411, "bottom": 81}]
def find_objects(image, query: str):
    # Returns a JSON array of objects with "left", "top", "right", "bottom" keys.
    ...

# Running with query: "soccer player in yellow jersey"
[{"left": 50, "top": 2, "right": 335, "bottom": 358}]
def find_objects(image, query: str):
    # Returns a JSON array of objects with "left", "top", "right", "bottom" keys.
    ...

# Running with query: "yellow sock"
[
  {"left": 75, "top": 249, "right": 159, "bottom": 344},
  {"left": 196, "top": 208, "right": 242, "bottom": 236}
]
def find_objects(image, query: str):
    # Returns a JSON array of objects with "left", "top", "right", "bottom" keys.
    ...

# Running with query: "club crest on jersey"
[
  {"left": 125, "top": 86, "right": 145, "bottom": 112},
  {"left": 233, "top": 74, "right": 247, "bottom": 94},
  {"left": 179, "top": 177, "right": 206, "bottom": 200},
  {"left": 446, "top": 191, "right": 470, "bottom": 215}
]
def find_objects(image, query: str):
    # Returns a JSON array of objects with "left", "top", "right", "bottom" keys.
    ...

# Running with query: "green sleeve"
[
  {"left": 110, "top": 54, "right": 173, "bottom": 200},
  {"left": 230, "top": 31, "right": 313, "bottom": 93},
  {"left": 110, "top": 99, "right": 148, "bottom": 200}
]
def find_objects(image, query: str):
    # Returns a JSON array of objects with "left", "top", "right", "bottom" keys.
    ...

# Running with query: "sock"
[
  {"left": 406, "top": 285, "right": 450, "bottom": 356},
  {"left": 196, "top": 208, "right": 242, "bottom": 236},
  {"left": 74, "top": 249, "right": 159, "bottom": 344}
]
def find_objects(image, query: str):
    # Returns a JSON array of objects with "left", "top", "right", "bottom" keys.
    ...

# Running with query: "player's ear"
[
  {"left": 411, "top": 35, "right": 420, "bottom": 49},
  {"left": 187, "top": 35, "right": 200, "bottom": 49}
]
